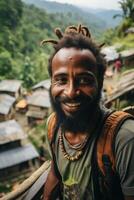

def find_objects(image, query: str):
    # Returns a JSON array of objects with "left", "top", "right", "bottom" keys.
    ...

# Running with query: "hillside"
[
  {"left": 81, "top": 7, "right": 122, "bottom": 28},
  {"left": 22, "top": 0, "right": 107, "bottom": 34},
  {"left": 1, "top": 0, "right": 133, "bottom": 89},
  {"left": 2, "top": 1, "right": 99, "bottom": 88},
  {"left": 1, "top": 0, "right": 107, "bottom": 88},
  {"left": 22, "top": 0, "right": 122, "bottom": 29}
]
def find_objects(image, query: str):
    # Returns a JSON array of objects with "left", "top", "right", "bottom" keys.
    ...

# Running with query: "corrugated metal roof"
[
  {"left": 0, "top": 80, "right": 21, "bottom": 93},
  {"left": 105, "top": 71, "right": 134, "bottom": 103},
  {"left": 0, "top": 120, "right": 27, "bottom": 144},
  {"left": 32, "top": 79, "right": 51, "bottom": 91},
  {"left": 27, "top": 90, "right": 51, "bottom": 108},
  {"left": 0, "top": 144, "right": 39, "bottom": 169},
  {"left": 0, "top": 94, "right": 15, "bottom": 115},
  {"left": 101, "top": 46, "right": 119, "bottom": 62},
  {"left": 26, "top": 110, "right": 46, "bottom": 119}
]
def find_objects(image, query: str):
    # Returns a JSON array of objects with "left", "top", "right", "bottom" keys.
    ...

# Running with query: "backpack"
[
  {"left": 47, "top": 108, "right": 134, "bottom": 200},
  {"left": 94, "top": 109, "right": 134, "bottom": 200}
]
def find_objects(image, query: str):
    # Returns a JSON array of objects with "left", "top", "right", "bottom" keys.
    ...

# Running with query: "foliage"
[
  {"left": 0, "top": 0, "right": 23, "bottom": 30},
  {"left": 20, "top": 56, "right": 35, "bottom": 88},
  {"left": 0, "top": 0, "right": 133, "bottom": 88},
  {"left": 0, "top": 51, "right": 12, "bottom": 78},
  {"left": 114, "top": 0, "right": 134, "bottom": 21},
  {"left": 102, "top": 0, "right": 134, "bottom": 45},
  {"left": 117, "top": 18, "right": 134, "bottom": 36},
  {"left": 0, "top": 1, "right": 81, "bottom": 87},
  {"left": 1, "top": 1, "right": 103, "bottom": 87}
]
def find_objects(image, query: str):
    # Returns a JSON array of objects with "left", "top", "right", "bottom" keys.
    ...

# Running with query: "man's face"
[{"left": 50, "top": 47, "right": 100, "bottom": 131}]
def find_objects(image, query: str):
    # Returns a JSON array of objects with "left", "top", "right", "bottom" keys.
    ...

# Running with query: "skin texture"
[
  {"left": 51, "top": 47, "right": 98, "bottom": 116},
  {"left": 49, "top": 47, "right": 101, "bottom": 133},
  {"left": 43, "top": 47, "right": 134, "bottom": 200},
  {"left": 43, "top": 161, "right": 59, "bottom": 200}
]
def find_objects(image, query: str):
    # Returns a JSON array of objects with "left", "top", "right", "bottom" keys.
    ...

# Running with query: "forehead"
[{"left": 52, "top": 47, "right": 97, "bottom": 73}]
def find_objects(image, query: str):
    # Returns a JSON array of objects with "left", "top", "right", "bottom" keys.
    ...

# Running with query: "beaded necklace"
[
  {"left": 58, "top": 108, "right": 102, "bottom": 161},
  {"left": 59, "top": 128, "right": 89, "bottom": 161}
]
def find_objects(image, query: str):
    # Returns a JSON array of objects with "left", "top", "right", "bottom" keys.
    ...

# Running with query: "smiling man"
[
  {"left": 42, "top": 25, "right": 134, "bottom": 200},
  {"left": 50, "top": 47, "right": 99, "bottom": 133}
]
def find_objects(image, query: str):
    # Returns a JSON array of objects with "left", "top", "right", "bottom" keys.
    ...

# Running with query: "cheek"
[
  {"left": 83, "top": 85, "right": 98, "bottom": 97},
  {"left": 51, "top": 84, "right": 64, "bottom": 99}
]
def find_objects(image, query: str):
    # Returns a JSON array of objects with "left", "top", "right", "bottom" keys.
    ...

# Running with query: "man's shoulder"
[{"left": 115, "top": 118, "right": 134, "bottom": 151}]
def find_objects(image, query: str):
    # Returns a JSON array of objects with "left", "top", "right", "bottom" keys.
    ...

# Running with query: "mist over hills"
[
  {"left": 23, "top": 0, "right": 122, "bottom": 29},
  {"left": 81, "top": 7, "right": 122, "bottom": 28}
]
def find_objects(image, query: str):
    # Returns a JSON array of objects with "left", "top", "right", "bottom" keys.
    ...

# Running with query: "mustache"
[{"left": 55, "top": 94, "right": 93, "bottom": 104}]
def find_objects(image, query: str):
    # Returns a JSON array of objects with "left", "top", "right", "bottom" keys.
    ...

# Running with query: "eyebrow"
[
  {"left": 53, "top": 73, "right": 67, "bottom": 79},
  {"left": 53, "top": 71, "right": 95, "bottom": 78}
]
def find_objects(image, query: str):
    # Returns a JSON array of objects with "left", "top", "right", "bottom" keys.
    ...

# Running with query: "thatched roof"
[{"left": 0, "top": 120, "right": 27, "bottom": 144}]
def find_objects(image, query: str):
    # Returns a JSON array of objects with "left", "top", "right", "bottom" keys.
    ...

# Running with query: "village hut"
[
  {"left": 125, "top": 27, "right": 134, "bottom": 35},
  {"left": 0, "top": 80, "right": 22, "bottom": 99},
  {"left": 32, "top": 79, "right": 50, "bottom": 92},
  {"left": 105, "top": 70, "right": 134, "bottom": 109},
  {"left": 0, "top": 120, "right": 39, "bottom": 181},
  {"left": 101, "top": 46, "right": 119, "bottom": 65},
  {"left": 26, "top": 90, "right": 51, "bottom": 126},
  {"left": 120, "top": 48, "right": 134, "bottom": 68},
  {"left": 0, "top": 94, "right": 15, "bottom": 122}
]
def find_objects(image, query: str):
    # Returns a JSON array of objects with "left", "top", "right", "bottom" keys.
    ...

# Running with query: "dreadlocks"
[{"left": 41, "top": 24, "right": 106, "bottom": 90}]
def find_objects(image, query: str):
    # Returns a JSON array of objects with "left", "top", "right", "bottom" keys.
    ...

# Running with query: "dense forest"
[
  {"left": 0, "top": 0, "right": 133, "bottom": 88},
  {"left": 0, "top": 0, "right": 104, "bottom": 88}
]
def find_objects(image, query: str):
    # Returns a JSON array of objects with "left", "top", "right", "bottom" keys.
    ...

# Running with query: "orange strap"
[
  {"left": 97, "top": 111, "right": 133, "bottom": 175},
  {"left": 47, "top": 111, "right": 133, "bottom": 176},
  {"left": 47, "top": 112, "right": 57, "bottom": 142}
]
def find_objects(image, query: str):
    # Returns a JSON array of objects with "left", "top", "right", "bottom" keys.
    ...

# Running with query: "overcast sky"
[{"left": 47, "top": 0, "right": 121, "bottom": 10}]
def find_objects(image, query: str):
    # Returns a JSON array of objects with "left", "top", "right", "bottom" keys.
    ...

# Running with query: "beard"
[{"left": 49, "top": 88, "right": 101, "bottom": 133}]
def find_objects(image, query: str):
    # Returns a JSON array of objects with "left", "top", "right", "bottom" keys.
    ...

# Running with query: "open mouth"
[
  {"left": 64, "top": 102, "right": 81, "bottom": 107},
  {"left": 62, "top": 102, "right": 81, "bottom": 114}
]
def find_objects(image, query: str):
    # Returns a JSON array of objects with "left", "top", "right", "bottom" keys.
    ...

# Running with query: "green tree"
[
  {"left": 114, "top": 0, "right": 134, "bottom": 20},
  {"left": 0, "top": 51, "right": 12, "bottom": 77},
  {"left": 0, "top": 0, "right": 23, "bottom": 30},
  {"left": 20, "top": 56, "right": 35, "bottom": 88}
]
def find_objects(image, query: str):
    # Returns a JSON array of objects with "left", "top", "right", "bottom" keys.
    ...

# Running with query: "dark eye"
[
  {"left": 77, "top": 76, "right": 94, "bottom": 85},
  {"left": 55, "top": 76, "right": 67, "bottom": 85}
]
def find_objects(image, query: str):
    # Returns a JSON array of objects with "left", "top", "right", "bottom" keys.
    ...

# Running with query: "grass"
[{"left": 113, "top": 34, "right": 134, "bottom": 51}]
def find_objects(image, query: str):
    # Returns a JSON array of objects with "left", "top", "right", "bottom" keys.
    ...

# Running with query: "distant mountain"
[
  {"left": 81, "top": 7, "right": 122, "bottom": 28},
  {"left": 23, "top": 0, "right": 122, "bottom": 29},
  {"left": 22, "top": 0, "right": 108, "bottom": 38}
]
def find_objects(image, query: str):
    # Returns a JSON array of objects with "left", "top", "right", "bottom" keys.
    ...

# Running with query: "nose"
[{"left": 64, "top": 80, "right": 80, "bottom": 98}]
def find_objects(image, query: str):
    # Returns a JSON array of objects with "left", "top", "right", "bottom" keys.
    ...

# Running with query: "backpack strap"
[
  {"left": 47, "top": 112, "right": 57, "bottom": 143},
  {"left": 97, "top": 110, "right": 134, "bottom": 175},
  {"left": 95, "top": 111, "right": 134, "bottom": 200}
]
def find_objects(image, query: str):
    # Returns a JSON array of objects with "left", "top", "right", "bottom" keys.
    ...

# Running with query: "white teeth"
[{"left": 65, "top": 102, "right": 81, "bottom": 107}]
